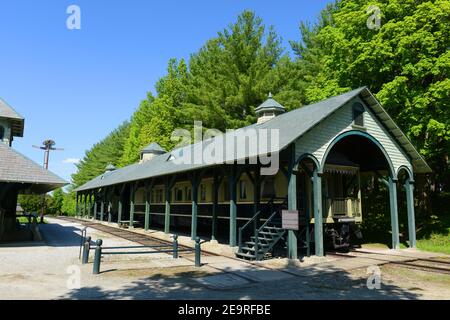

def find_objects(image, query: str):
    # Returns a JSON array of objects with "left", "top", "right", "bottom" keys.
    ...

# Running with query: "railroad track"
[
  {"left": 326, "top": 249, "right": 450, "bottom": 275},
  {"left": 57, "top": 216, "right": 212, "bottom": 258}
]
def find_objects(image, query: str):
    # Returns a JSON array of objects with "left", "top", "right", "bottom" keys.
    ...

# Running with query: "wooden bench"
[{"left": 118, "top": 220, "right": 140, "bottom": 228}]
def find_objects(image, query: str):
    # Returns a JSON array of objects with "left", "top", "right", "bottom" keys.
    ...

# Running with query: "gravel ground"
[{"left": 0, "top": 218, "right": 449, "bottom": 300}]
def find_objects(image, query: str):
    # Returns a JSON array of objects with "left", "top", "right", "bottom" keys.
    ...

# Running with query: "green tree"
[
  {"left": 186, "top": 10, "right": 287, "bottom": 130},
  {"left": 72, "top": 121, "right": 130, "bottom": 187},
  {"left": 292, "top": 0, "right": 450, "bottom": 215}
]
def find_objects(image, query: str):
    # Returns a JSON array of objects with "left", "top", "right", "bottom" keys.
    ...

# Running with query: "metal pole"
[
  {"left": 79, "top": 227, "right": 87, "bottom": 259},
  {"left": 173, "top": 234, "right": 179, "bottom": 259},
  {"left": 82, "top": 236, "right": 91, "bottom": 264},
  {"left": 195, "top": 237, "right": 201, "bottom": 267},
  {"left": 93, "top": 239, "right": 103, "bottom": 274}
]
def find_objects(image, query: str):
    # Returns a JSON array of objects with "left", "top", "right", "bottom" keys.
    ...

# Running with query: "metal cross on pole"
[{"left": 33, "top": 140, "right": 64, "bottom": 223}]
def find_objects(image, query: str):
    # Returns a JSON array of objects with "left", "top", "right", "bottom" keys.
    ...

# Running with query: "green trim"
[
  {"left": 319, "top": 130, "right": 396, "bottom": 178},
  {"left": 229, "top": 166, "right": 237, "bottom": 247},
  {"left": 405, "top": 179, "right": 416, "bottom": 248},
  {"left": 287, "top": 145, "right": 298, "bottom": 259},
  {"left": 388, "top": 177, "right": 400, "bottom": 249},
  {"left": 396, "top": 165, "right": 414, "bottom": 181},
  {"left": 313, "top": 169, "right": 324, "bottom": 257}
]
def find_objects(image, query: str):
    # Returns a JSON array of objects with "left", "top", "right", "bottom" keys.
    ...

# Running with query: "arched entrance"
[
  {"left": 287, "top": 131, "right": 417, "bottom": 258},
  {"left": 319, "top": 131, "right": 411, "bottom": 251}
]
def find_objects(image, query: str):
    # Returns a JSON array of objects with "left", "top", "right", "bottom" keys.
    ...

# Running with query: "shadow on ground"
[{"left": 60, "top": 258, "right": 420, "bottom": 300}]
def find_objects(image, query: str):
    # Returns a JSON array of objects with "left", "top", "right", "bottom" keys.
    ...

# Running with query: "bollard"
[
  {"left": 173, "top": 234, "right": 179, "bottom": 259},
  {"left": 93, "top": 239, "right": 103, "bottom": 275},
  {"left": 79, "top": 227, "right": 87, "bottom": 260},
  {"left": 82, "top": 236, "right": 91, "bottom": 264},
  {"left": 195, "top": 237, "right": 201, "bottom": 267}
]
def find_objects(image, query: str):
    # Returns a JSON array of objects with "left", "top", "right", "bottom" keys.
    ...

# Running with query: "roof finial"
[{"left": 268, "top": 92, "right": 273, "bottom": 98}]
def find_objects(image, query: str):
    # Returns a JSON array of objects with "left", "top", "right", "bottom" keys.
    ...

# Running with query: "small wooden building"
[
  {"left": 75, "top": 87, "right": 431, "bottom": 259},
  {"left": 0, "top": 98, "right": 67, "bottom": 240}
]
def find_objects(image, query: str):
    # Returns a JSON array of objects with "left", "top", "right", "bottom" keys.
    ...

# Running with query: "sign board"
[{"left": 282, "top": 210, "right": 299, "bottom": 230}]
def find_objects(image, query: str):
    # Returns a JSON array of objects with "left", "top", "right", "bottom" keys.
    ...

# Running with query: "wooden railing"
[{"left": 324, "top": 197, "right": 361, "bottom": 217}]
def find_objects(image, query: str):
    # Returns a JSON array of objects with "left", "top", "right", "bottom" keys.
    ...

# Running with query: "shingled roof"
[
  {"left": 0, "top": 143, "right": 67, "bottom": 193},
  {"left": 0, "top": 98, "right": 25, "bottom": 137},
  {"left": 75, "top": 87, "right": 431, "bottom": 192}
]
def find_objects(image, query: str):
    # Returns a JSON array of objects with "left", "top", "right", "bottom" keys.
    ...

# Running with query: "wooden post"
[
  {"left": 211, "top": 170, "right": 223, "bottom": 241},
  {"left": 87, "top": 192, "right": 92, "bottom": 219},
  {"left": 83, "top": 193, "right": 87, "bottom": 218},
  {"left": 313, "top": 169, "right": 324, "bottom": 257},
  {"left": 164, "top": 176, "right": 176, "bottom": 234},
  {"left": 107, "top": 188, "right": 112, "bottom": 223},
  {"left": 389, "top": 177, "right": 400, "bottom": 250},
  {"left": 76, "top": 193, "right": 80, "bottom": 216},
  {"left": 118, "top": 199, "right": 123, "bottom": 225},
  {"left": 129, "top": 183, "right": 136, "bottom": 228},
  {"left": 287, "top": 149, "right": 298, "bottom": 259},
  {"left": 117, "top": 184, "right": 125, "bottom": 225},
  {"left": 144, "top": 181, "right": 153, "bottom": 231},
  {"left": 229, "top": 166, "right": 237, "bottom": 247},
  {"left": 191, "top": 174, "right": 200, "bottom": 240},
  {"left": 100, "top": 196, "right": 104, "bottom": 222},
  {"left": 93, "top": 191, "right": 98, "bottom": 220},
  {"left": 405, "top": 178, "right": 416, "bottom": 248}
]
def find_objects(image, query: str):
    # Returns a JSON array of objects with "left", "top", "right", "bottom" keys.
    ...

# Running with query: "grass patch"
[
  {"left": 416, "top": 211, "right": 450, "bottom": 255},
  {"left": 16, "top": 216, "right": 46, "bottom": 224},
  {"left": 416, "top": 233, "right": 450, "bottom": 254}
]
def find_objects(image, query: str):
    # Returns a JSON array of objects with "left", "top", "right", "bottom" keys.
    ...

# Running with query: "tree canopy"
[{"left": 69, "top": 3, "right": 449, "bottom": 218}]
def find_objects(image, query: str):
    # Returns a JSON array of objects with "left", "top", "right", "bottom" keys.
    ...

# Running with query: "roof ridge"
[
  {"left": 0, "top": 143, "right": 67, "bottom": 184},
  {"left": 0, "top": 97, "right": 24, "bottom": 120}
]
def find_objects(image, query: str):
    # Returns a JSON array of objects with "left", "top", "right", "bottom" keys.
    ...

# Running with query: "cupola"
[
  {"left": 105, "top": 163, "right": 116, "bottom": 173},
  {"left": 140, "top": 142, "right": 166, "bottom": 163},
  {"left": 255, "top": 93, "right": 286, "bottom": 124}
]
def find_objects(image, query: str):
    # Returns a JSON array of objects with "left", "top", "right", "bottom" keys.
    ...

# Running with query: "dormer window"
[{"left": 352, "top": 103, "right": 365, "bottom": 127}]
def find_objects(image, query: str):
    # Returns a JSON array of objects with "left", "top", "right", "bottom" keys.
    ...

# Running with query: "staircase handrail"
[{"left": 238, "top": 196, "right": 287, "bottom": 253}]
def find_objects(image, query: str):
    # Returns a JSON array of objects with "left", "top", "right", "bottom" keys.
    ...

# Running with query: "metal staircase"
[{"left": 236, "top": 197, "right": 287, "bottom": 261}]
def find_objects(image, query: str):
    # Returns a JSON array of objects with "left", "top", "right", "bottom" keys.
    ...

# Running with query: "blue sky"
[{"left": 0, "top": 0, "right": 332, "bottom": 183}]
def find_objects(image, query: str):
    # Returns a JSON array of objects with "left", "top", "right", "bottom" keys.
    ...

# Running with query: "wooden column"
[
  {"left": 100, "top": 191, "right": 105, "bottom": 222},
  {"left": 389, "top": 177, "right": 400, "bottom": 250},
  {"left": 287, "top": 150, "right": 298, "bottom": 259},
  {"left": 405, "top": 178, "right": 416, "bottom": 248},
  {"left": 129, "top": 183, "right": 136, "bottom": 228},
  {"left": 117, "top": 184, "right": 125, "bottom": 225},
  {"left": 229, "top": 166, "right": 237, "bottom": 247},
  {"left": 211, "top": 170, "right": 223, "bottom": 241},
  {"left": 313, "top": 169, "right": 324, "bottom": 257},
  {"left": 144, "top": 181, "right": 153, "bottom": 231},
  {"left": 75, "top": 193, "right": 80, "bottom": 216},
  {"left": 191, "top": 174, "right": 200, "bottom": 240},
  {"left": 164, "top": 176, "right": 176, "bottom": 234},
  {"left": 87, "top": 192, "right": 92, "bottom": 219},
  {"left": 107, "top": 188, "right": 112, "bottom": 223},
  {"left": 83, "top": 193, "right": 87, "bottom": 217},
  {"left": 93, "top": 191, "right": 98, "bottom": 220}
]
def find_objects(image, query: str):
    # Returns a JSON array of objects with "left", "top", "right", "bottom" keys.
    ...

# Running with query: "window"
[
  {"left": 200, "top": 184, "right": 207, "bottom": 201},
  {"left": 153, "top": 189, "right": 163, "bottom": 203},
  {"left": 352, "top": 103, "right": 365, "bottom": 127},
  {"left": 223, "top": 181, "right": 230, "bottom": 201},
  {"left": 0, "top": 126, "right": 4, "bottom": 140},
  {"left": 185, "top": 187, "right": 191, "bottom": 201},
  {"left": 261, "top": 178, "right": 276, "bottom": 198},
  {"left": 239, "top": 180, "right": 247, "bottom": 200},
  {"left": 175, "top": 188, "right": 183, "bottom": 202}
]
